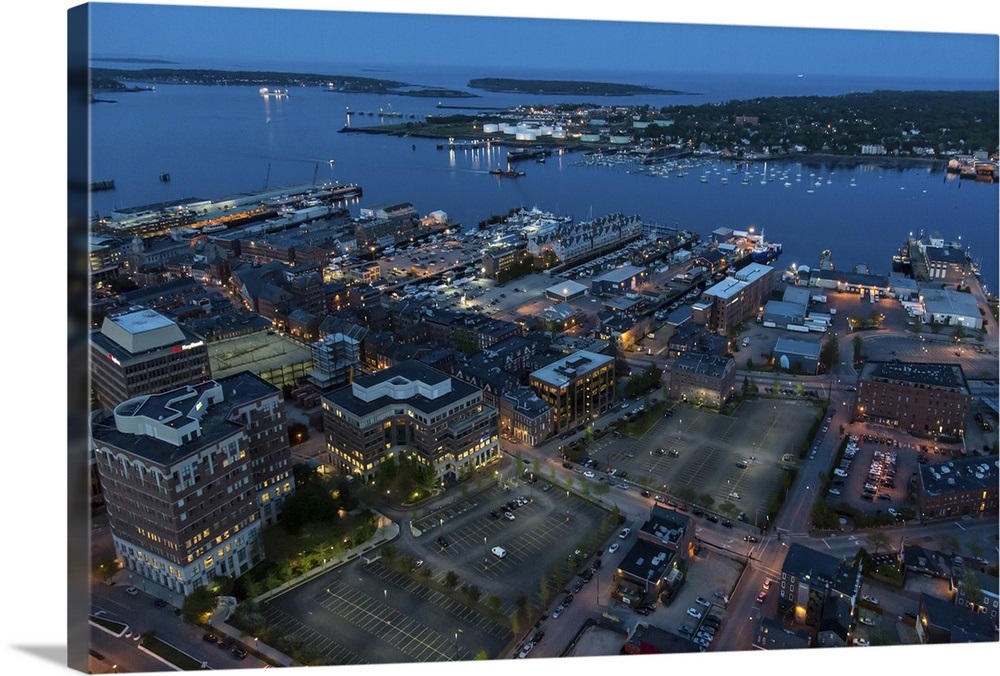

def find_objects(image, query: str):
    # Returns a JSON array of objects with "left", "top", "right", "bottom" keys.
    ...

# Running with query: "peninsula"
[
  {"left": 88, "top": 68, "right": 475, "bottom": 98},
  {"left": 468, "top": 77, "right": 693, "bottom": 96}
]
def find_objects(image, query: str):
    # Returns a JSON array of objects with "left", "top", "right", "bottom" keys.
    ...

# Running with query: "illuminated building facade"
[
  {"left": 529, "top": 350, "right": 616, "bottom": 434},
  {"left": 664, "top": 352, "right": 735, "bottom": 408},
  {"left": 322, "top": 361, "right": 499, "bottom": 480},
  {"left": 854, "top": 362, "right": 971, "bottom": 437},
  {"left": 91, "top": 373, "right": 295, "bottom": 595},
  {"left": 90, "top": 307, "right": 211, "bottom": 410}
]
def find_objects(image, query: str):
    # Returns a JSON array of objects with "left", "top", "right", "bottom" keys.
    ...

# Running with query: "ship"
[
  {"left": 748, "top": 228, "right": 783, "bottom": 264},
  {"left": 489, "top": 168, "right": 525, "bottom": 178},
  {"left": 259, "top": 87, "right": 289, "bottom": 98}
]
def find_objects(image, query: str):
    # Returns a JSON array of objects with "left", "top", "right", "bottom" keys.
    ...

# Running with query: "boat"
[
  {"left": 159, "top": 172, "right": 171, "bottom": 182},
  {"left": 750, "top": 229, "right": 783, "bottom": 264},
  {"left": 489, "top": 168, "right": 525, "bottom": 178},
  {"left": 720, "top": 177, "right": 728, "bottom": 185},
  {"left": 259, "top": 87, "right": 289, "bottom": 98},
  {"left": 700, "top": 175, "right": 709, "bottom": 183}
]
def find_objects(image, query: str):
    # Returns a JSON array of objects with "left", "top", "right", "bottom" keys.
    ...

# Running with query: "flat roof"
[
  {"left": 592, "top": 265, "right": 647, "bottom": 284},
  {"left": 918, "top": 457, "right": 999, "bottom": 497},
  {"left": 925, "top": 246, "right": 968, "bottom": 264},
  {"left": 920, "top": 288, "right": 981, "bottom": 317},
  {"left": 101, "top": 308, "right": 187, "bottom": 353},
  {"left": 703, "top": 277, "right": 747, "bottom": 300},
  {"left": 530, "top": 350, "right": 614, "bottom": 387},
  {"left": 773, "top": 337, "right": 822, "bottom": 359},
  {"left": 764, "top": 300, "right": 807, "bottom": 319},
  {"left": 782, "top": 285, "right": 812, "bottom": 306},
  {"left": 669, "top": 352, "right": 733, "bottom": 379},
  {"left": 324, "top": 361, "right": 478, "bottom": 417},
  {"left": 208, "top": 330, "right": 312, "bottom": 379},
  {"left": 617, "top": 538, "right": 675, "bottom": 583},
  {"left": 545, "top": 279, "right": 589, "bottom": 297},
  {"left": 861, "top": 361, "right": 968, "bottom": 391}
]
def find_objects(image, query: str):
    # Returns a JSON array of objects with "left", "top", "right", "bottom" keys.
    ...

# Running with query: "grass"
[
  {"left": 89, "top": 615, "right": 127, "bottom": 635},
  {"left": 141, "top": 635, "right": 205, "bottom": 670},
  {"left": 620, "top": 401, "right": 670, "bottom": 438},
  {"left": 262, "top": 511, "right": 372, "bottom": 565}
]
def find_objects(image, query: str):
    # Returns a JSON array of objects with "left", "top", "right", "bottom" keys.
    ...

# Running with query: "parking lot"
[
  {"left": 826, "top": 431, "right": 921, "bottom": 518},
  {"left": 575, "top": 399, "right": 821, "bottom": 527},
  {"left": 259, "top": 554, "right": 512, "bottom": 664},
  {"left": 405, "top": 480, "right": 611, "bottom": 615}
]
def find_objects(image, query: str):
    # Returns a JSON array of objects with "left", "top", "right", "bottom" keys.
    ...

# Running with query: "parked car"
[
  {"left": 695, "top": 597, "right": 711, "bottom": 607},
  {"left": 619, "top": 528, "right": 632, "bottom": 539},
  {"left": 863, "top": 595, "right": 879, "bottom": 605},
  {"left": 125, "top": 586, "right": 139, "bottom": 596},
  {"left": 686, "top": 607, "right": 703, "bottom": 619},
  {"left": 608, "top": 543, "right": 619, "bottom": 554},
  {"left": 756, "top": 591, "right": 767, "bottom": 603}
]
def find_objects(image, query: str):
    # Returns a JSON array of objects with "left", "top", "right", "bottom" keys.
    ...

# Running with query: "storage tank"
[
  {"left": 482, "top": 123, "right": 499, "bottom": 133},
  {"left": 551, "top": 128, "right": 567, "bottom": 139},
  {"left": 539, "top": 125, "right": 553, "bottom": 136},
  {"left": 516, "top": 130, "right": 537, "bottom": 141},
  {"left": 580, "top": 133, "right": 601, "bottom": 143},
  {"left": 498, "top": 122, "right": 510, "bottom": 131},
  {"left": 503, "top": 126, "right": 518, "bottom": 135}
]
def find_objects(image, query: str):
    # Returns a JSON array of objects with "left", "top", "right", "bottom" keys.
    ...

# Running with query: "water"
[{"left": 89, "top": 69, "right": 998, "bottom": 287}]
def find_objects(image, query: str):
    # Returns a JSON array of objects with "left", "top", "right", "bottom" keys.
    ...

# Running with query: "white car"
[
  {"left": 504, "top": 512, "right": 516, "bottom": 521},
  {"left": 552, "top": 605, "right": 563, "bottom": 618},
  {"left": 859, "top": 617, "right": 874, "bottom": 626},
  {"left": 686, "top": 607, "right": 703, "bottom": 619},
  {"left": 695, "top": 597, "right": 711, "bottom": 607},
  {"left": 125, "top": 586, "right": 139, "bottom": 596},
  {"left": 853, "top": 637, "right": 870, "bottom": 646},
  {"left": 517, "top": 642, "right": 533, "bottom": 658},
  {"left": 863, "top": 595, "right": 879, "bottom": 605},
  {"left": 829, "top": 488, "right": 841, "bottom": 496},
  {"left": 834, "top": 469, "right": 848, "bottom": 477},
  {"left": 619, "top": 528, "right": 632, "bottom": 539},
  {"left": 584, "top": 470, "right": 595, "bottom": 478},
  {"left": 491, "top": 546, "right": 507, "bottom": 559}
]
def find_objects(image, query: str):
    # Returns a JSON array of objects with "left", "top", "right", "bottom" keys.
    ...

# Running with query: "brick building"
[
  {"left": 691, "top": 263, "right": 775, "bottom": 335},
  {"left": 664, "top": 352, "right": 736, "bottom": 408},
  {"left": 854, "top": 362, "right": 971, "bottom": 437},
  {"left": 916, "top": 456, "right": 999, "bottom": 521},
  {"left": 498, "top": 386, "right": 554, "bottom": 447},
  {"left": 90, "top": 372, "right": 295, "bottom": 595}
]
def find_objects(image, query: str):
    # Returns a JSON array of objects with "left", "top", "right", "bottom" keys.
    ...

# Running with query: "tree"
[
  {"left": 960, "top": 569, "right": 983, "bottom": 609},
  {"left": 93, "top": 553, "right": 118, "bottom": 581},
  {"left": 538, "top": 578, "right": 551, "bottom": 605},
  {"left": 552, "top": 566, "right": 566, "bottom": 590},
  {"left": 181, "top": 583, "right": 219, "bottom": 625},
  {"left": 444, "top": 570, "right": 460, "bottom": 589},
  {"left": 718, "top": 502, "right": 739, "bottom": 518},
  {"left": 510, "top": 614, "right": 520, "bottom": 634},
  {"left": 746, "top": 357, "right": 754, "bottom": 370},
  {"left": 612, "top": 504, "right": 622, "bottom": 524},
  {"left": 516, "top": 453, "right": 525, "bottom": 476},
  {"left": 485, "top": 594, "right": 502, "bottom": 613},
  {"left": 742, "top": 376, "right": 751, "bottom": 394},
  {"left": 516, "top": 593, "right": 529, "bottom": 614},
  {"left": 852, "top": 335, "right": 863, "bottom": 363},
  {"left": 677, "top": 487, "right": 697, "bottom": 503},
  {"left": 532, "top": 458, "right": 541, "bottom": 476},
  {"left": 865, "top": 531, "right": 891, "bottom": 554},
  {"left": 462, "top": 583, "right": 482, "bottom": 603},
  {"left": 819, "top": 335, "right": 840, "bottom": 372},
  {"left": 698, "top": 492, "right": 715, "bottom": 509},
  {"left": 475, "top": 649, "right": 489, "bottom": 660}
]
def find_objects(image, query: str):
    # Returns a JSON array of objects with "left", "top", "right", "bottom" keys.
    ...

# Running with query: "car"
[
  {"left": 153, "top": 598, "right": 167, "bottom": 608},
  {"left": 834, "top": 469, "right": 848, "bottom": 477},
  {"left": 668, "top": 449, "right": 680, "bottom": 458},
  {"left": 640, "top": 490, "right": 652, "bottom": 498},
  {"left": 437, "top": 536, "right": 449, "bottom": 547},
  {"left": 125, "top": 586, "right": 139, "bottom": 596},
  {"left": 572, "top": 581, "right": 583, "bottom": 594},
  {"left": 492, "top": 546, "right": 507, "bottom": 558},
  {"left": 829, "top": 488, "right": 841, "bottom": 496},
  {"left": 853, "top": 637, "right": 869, "bottom": 646},
  {"left": 531, "top": 630, "right": 545, "bottom": 644},
  {"left": 655, "top": 448, "right": 666, "bottom": 455},
  {"left": 552, "top": 605, "right": 563, "bottom": 618},
  {"left": 216, "top": 637, "right": 233, "bottom": 650},
  {"left": 706, "top": 514, "right": 719, "bottom": 523},
  {"left": 203, "top": 633, "right": 218, "bottom": 643},
  {"left": 762, "top": 579, "right": 771, "bottom": 590},
  {"left": 757, "top": 591, "right": 767, "bottom": 603},
  {"left": 584, "top": 470, "right": 595, "bottom": 478},
  {"left": 703, "top": 616, "right": 722, "bottom": 628},
  {"left": 542, "top": 484, "right": 552, "bottom": 492},
  {"left": 686, "top": 607, "right": 703, "bottom": 619},
  {"left": 859, "top": 617, "right": 875, "bottom": 626},
  {"left": 608, "top": 543, "right": 620, "bottom": 554},
  {"left": 411, "top": 559, "right": 424, "bottom": 571},
  {"left": 619, "top": 528, "right": 632, "bottom": 539},
  {"left": 678, "top": 624, "right": 693, "bottom": 635},
  {"left": 517, "top": 642, "right": 533, "bottom": 658},
  {"left": 490, "top": 510, "right": 500, "bottom": 519},
  {"left": 562, "top": 462, "right": 573, "bottom": 469},
  {"left": 728, "top": 492, "right": 741, "bottom": 500},
  {"left": 713, "top": 591, "right": 729, "bottom": 603},
  {"left": 581, "top": 570, "right": 594, "bottom": 582},
  {"left": 692, "top": 508, "right": 705, "bottom": 517},
  {"left": 635, "top": 606, "right": 651, "bottom": 616},
  {"left": 504, "top": 511, "right": 516, "bottom": 521},
  {"left": 863, "top": 595, "right": 879, "bottom": 605},
  {"left": 744, "top": 535, "right": 759, "bottom": 543},
  {"left": 693, "top": 637, "right": 711, "bottom": 647},
  {"left": 696, "top": 631, "right": 714, "bottom": 641},
  {"left": 231, "top": 648, "right": 248, "bottom": 660},
  {"left": 722, "top": 520, "right": 733, "bottom": 528},
  {"left": 887, "top": 508, "right": 898, "bottom": 517},
  {"left": 878, "top": 494, "right": 891, "bottom": 501}
]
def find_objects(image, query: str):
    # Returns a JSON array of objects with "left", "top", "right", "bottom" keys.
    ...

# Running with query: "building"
[
  {"left": 321, "top": 361, "right": 499, "bottom": 481},
  {"left": 90, "top": 307, "right": 212, "bottom": 410},
  {"left": 772, "top": 337, "right": 823, "bottom": 375},
  {"left": 779, "top": 543, "right": 862, "bottom": 628},
  {"left": 590, "top": 265, "right": 649, "bottom": 296},
  {"left": 90, "top": 373, "right": 296, "bottom": 595},
  {"left": 920, "top": 288, "right": 984, "bottom": 330},
  {"left": 752, "top": 617, "right": 811, "bottom": 650},
  {"left": 854, "top": 362, "right": 971, "bottom": 437},
  {"left": 613, "top": 505, "right": 694, "bottom": 606},
  {"left": 498, "top": 386, "right": 554, "bottom": 447},
  {"left": 956, "top": 569, "right": 1000, "bottom": 622},
  {"left": 208, "top": 330, "right": 313, "bottom": 390},
  {"left": 915, "top": 593, "right": 996, "bottom": 644},
  {"left": 664, "top": 352, "right": 736, "bottom": 408},
  {"left": 808, "top": 269, "right": 890, "bottom": 295},
  {"left": 916, "top": 457, "right": 999, "bottom": 521},
  {"left": 525, "top": 213, "right": 643, "bottom": 265},
  {"left": 623, "top": 624, "right": 699, "bottom": 654},
  {"left": 921, "top": 244, "right": 972, "bottom": 284},
  {"left": 528, "top": 350, "right": 616, "bottom": 434},
  {"left": 692, "top": 263, "right": 775, "bottom": 335},
  {"left": 306, "top": 319, "right": 368, "bottom": 390},
  {"left": 762, "top": 300, "right": 807, "bottom": 328},
  {"left": 544, "top": 279, "right": 589, "bottom": 302},
  {"left": 482, "top": 242, "right": 532, "bottom": 281}
]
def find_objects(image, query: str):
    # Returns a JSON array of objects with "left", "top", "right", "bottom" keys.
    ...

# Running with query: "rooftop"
[
  {"left": 640, "top": 505, "right": 692, "bottom": 546},
  {"left": 782, "top": 543, "right": 860, "bottom": 597},
  {"left": 782, "top": 285, "right": 813, "bottom": 306},
  {"left": 773, "top": 336, "right": 822, "bottom": 359},
  {"left": 616, "top": 538, "right": 676, "bottom": 584},
  {"left": 918, "top": 457, "right": 999, "bottom": 497},
  {"left": 325, "top": 361, "right": 479, "bottom": 417},
  {"left": 920, "top": 288, "right": 981, "bottom": 316},
  {"left": 752, "top": 617, "right": 811, "bottom": 650},
  {"left": 669, "top": 352, "right": 733, "bottom": 379},
  {"left": 530, "top": 350, "right": 614, "bottom": 388},
  {"left": 919, "top": 593, "right": 996, "bottom": 641},
  {"left": 592, "top": 265, "right": 647, "bottom": 284},
  {"left": 764, "top": 299, "right": 807, "bottom": 319},
  {"left": 860, "top": 361, "right": 968, "bottom": 391},
  {"left": 811, "top": 268, "right": 889, "bottom": 289},
  {"left": 545, "top": 279, "right": 589, "bottom": 297},
  {"left": 924, "top": 246, "right": 968, "bottom": 264},
  {"left": 100, "top": 307, "right": 187, "bottom": 353}
]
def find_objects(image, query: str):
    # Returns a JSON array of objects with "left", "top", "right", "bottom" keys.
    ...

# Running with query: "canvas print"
[{"left": 74, "top": 2, "right": 999, "bottom": 672}]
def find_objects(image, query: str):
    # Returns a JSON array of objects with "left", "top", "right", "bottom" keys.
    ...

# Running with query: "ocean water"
[{"left": 88, "top": 68, "right": 999, "bottom": 287}]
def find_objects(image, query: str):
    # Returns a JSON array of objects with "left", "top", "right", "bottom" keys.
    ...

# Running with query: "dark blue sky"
[{"left": 88, "top": 1, "right": 999, "bottom": 84}]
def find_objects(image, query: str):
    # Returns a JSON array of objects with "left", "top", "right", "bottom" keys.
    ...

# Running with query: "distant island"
[
  {"left": 90, "top": 57, "right": 179, "bottom": 64},
  {"left": 91, "top": 76, "right": 156, "bottom": 93},
  {"left": 468, "top": 78, "right": 695, "bottom": 96},
  {"left": 89, "top": 68, "right": 475, "bottom": 98}
]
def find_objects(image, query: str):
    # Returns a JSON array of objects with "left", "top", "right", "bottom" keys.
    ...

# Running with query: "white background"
[{"left": 4, "top": 1, "right": 997, "bottom": 674}]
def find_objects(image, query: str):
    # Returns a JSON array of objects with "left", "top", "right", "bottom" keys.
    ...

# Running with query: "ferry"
[
  {"left": 489, "top": 168, "right": 525, "bottom": 178},
  {"left": 259, "top": 87, "right": 289, "bottom": 98}
]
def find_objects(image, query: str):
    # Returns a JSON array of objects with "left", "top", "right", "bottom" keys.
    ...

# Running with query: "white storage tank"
[
  {"left": 516, "top": 130, "right": 537, "bottom": 141},
  {"left": 580, "top": 133, "right": 601, "bottom": 143},
  {"left": 482, "top": 123, "right": 500, "bottom": 133},
  {"left": 551, "top": 128, "right": 567, "bottom": 139},
  {"left": 498, "top": 122, "right": 510, "bottom": 131},
  {"left": 609, "top": 135, "right": 632, "bottom": 144},
  {"left": 539, "top": 125, "right": 553, "bottom": 135},
  {"left": 503, "top": 126, "right": 518, "bottom": 135}
]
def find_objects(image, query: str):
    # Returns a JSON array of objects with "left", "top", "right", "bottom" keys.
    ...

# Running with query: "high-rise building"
[
  {"left": 90, "top": 307, "right": 211, "bottom": 410},
  {"left": 322, "top": 361, "right": 499, "bottom": 481},
  {"left": 91, "top": 372, "right": 295, "bottom": 595},
  {"left": 528, "top": 350, "right": 616, "bottom": 434}
]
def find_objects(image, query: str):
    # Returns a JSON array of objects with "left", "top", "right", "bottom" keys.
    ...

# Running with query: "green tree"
[
  {"left": 746, "top": 357, "right": 754, "bottom": 370},
  {"left": 677, "top": 486, "right": 696, "bottom": 503},
  {"left": 742, "top": 376, "right": 751, "bottom": 394},
  {"left": 462, "top": 583, "right": 482, "bottom": 603},
  {"left": 698, "top": 493, "right": 715, "bottom": 509},
  {"left": 819, "top": 335, "right": 840, "bottom": 372},
  {"left": 181, "top": 583, "right": 218, "bottom": 624},
  {"left": 960, "top": 569, "right": 983, "bottom": 608},
  {"left": 516, "top": 593, "right": 529, "bottom": 614},
  {"left": 93, "top": 553, "right": 118, "bottom": 581},
  {"left": 516, "top": 453, "right": 525, "bottom": 476},
  {"left": 532, "top": 458, "right": 541, "bottom": 476},
  {"left": 444, "top": 570, "right": 460, "bottom": 589},
  {"left": 539, "top": 578, "right": 551, "bottom": 605},
  {"left": 552, "top": 566, "right": 565, "bottom": 590},
  {"left": 510, "top": 614, "right": 520, "bottom": 634},
  {"left": 475, "top": 649, "right": 489, "bottom": 660},
  {"left": 485, "top": 594, "right": 502, "bottom": 613},
  {"left": 852, "top": 335, "right": 863, "bottom": 363}
]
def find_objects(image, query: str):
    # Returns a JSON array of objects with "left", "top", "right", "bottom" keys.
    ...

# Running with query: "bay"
[{"left": 89, "top": 70, "right": 998, "bottom": 289}]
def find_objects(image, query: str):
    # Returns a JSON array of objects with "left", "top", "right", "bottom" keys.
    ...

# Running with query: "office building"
[
  {"left": 854, "top": 362, "right": 971, "bottom": 437},
  {"left": 664, "top": 352, "right": 735, "bottom": 408},
  {"left": 529, "top": 350, "right": 616, "bottom": 434},
  {"left": 691, "top": 263, "right": 775, "bottom": 335}
]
